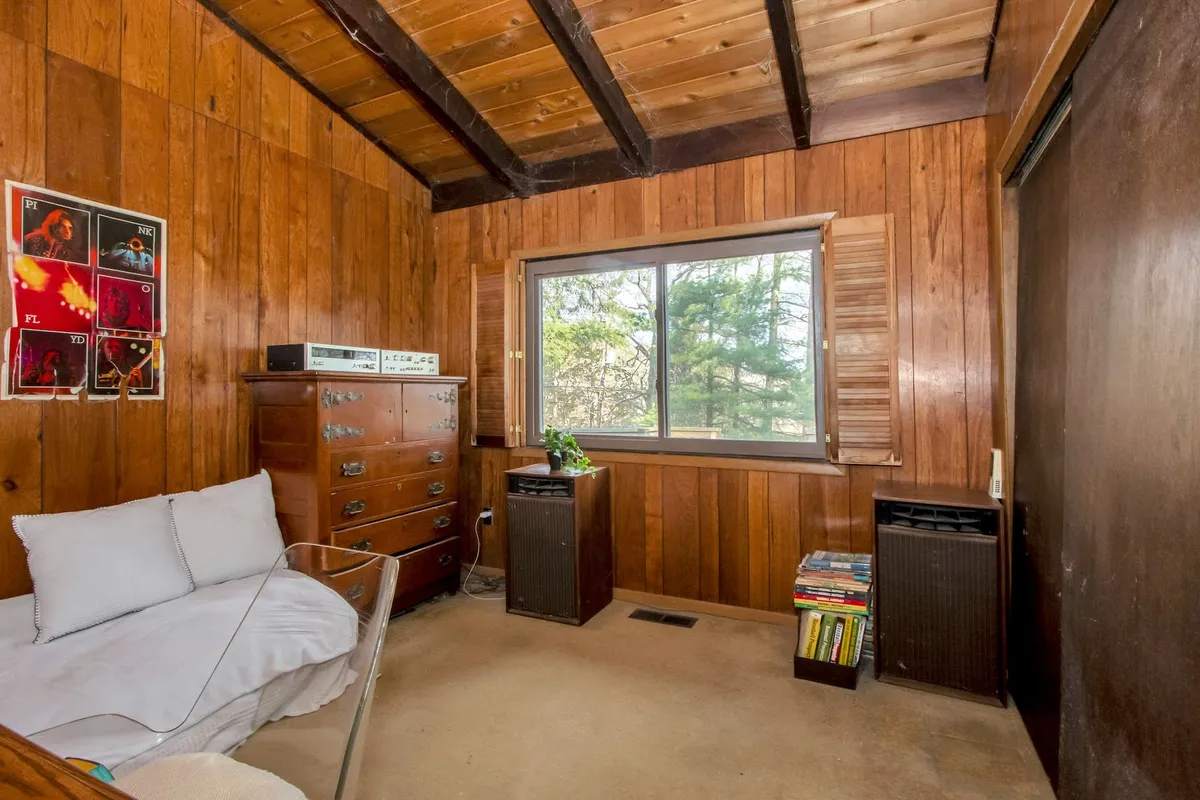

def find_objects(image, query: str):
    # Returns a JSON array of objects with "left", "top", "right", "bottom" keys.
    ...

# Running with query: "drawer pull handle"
[
  {"left": 342, "top": 499, "right": 367, "bottom": 516},
  {"left": 341, "top": 461, "right": 367, "bottom": 477},
  {"left": 427, "top": 450, "right": 445, "bottom": 464},
  {"left": 323, "top": 424, "right": 365, "bottom": 443},
  {"left": 349, "top": 538, "right": 372, "bottom": 552},
  {"left": 434, "top": 515, "right": 451, "bottom": 529},
  {"left": 427, "top": 481, "right": 446, "bottom": 497},
  {"left": 345, "top": 582, "right": 365, "bottom": 601},
  {"left": 437, "top": 553, "right": 454, "bottom": 567},
  {"left": 322, "top": 388, "right": 365, "bottom": 408}
]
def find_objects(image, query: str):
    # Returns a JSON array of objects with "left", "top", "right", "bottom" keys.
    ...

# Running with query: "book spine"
[
  {"left": 854, "top": 616, "right": 867, "bottom": 665},
  {"left": 816, "top": 615, "right": 836, "bottom": 661},
  {"left": 843, "top": 617, "right": 859, "bottom": 665},
  {"left": 830, "top": 618, "right": 845, "bottom": 663},
  {"left": 794, "top": 601, "right": 871, "bottom": 616},
  {"left": 794, "top": 593, "right": 868, "bottom": 606},
  {"left": 803, "top": 612, "right": 822, "bottom": 658}
]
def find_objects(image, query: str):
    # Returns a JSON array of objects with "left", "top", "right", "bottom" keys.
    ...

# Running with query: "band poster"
[{"left": 3, "top": 181, "right": 166, "bottom": 400}]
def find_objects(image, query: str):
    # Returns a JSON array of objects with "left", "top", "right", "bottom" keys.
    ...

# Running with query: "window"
[{"left": 525, "top": 230, "right": 824, "bottom": 459}]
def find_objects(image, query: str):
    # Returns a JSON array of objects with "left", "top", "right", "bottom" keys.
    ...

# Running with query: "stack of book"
[{"left": 794, "top": 551, "right": 873, "bottom": 667}]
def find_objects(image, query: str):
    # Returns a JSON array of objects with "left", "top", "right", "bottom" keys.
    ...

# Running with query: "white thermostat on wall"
[{"left": 380, "top": 349, "right": 440, "bottom": 375}]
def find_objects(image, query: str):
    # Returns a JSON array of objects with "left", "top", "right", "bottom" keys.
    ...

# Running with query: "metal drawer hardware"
[
  {"left": 342, "top": 499, "right": 367, "bottom": 516},
  {"left": 427, "top": 418, "right": 457, "bottom": 432},
  {"left": 341, "top": 461, "right": 367, "bottom": 477},
  {"left": 431, "top": 390, "right": 457, "bottom": 405},
  {"left": 433, "top": 515, "right": 451, "bottom": 529},
  {"left": 437, "top": 553, "right": 454, "bottom": 567},
  {"left": 322, "top": 388, "right": 365, "bottom": 408},
  {"left": 427, "top": 481, "right": 446, "bottom": 496},
  {"left": 345, "top": 583, "right": 365, "bottom": 601},
  {"left": 349, "top": 539, "right": 372, "bottom": 552},
  {"left": 323, "top": 423, "right": 365, "bottom": 443},
  {"left": 427, "top": 450, "right": 445, "bottom": 464}
]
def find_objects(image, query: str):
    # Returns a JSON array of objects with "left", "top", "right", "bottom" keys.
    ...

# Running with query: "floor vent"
[{"left": 629, "top": 609, "right": 698, "bottom": 628}]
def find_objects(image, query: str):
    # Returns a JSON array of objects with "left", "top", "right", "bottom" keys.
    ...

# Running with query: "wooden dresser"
[{"left": 244, "top": 372, "right": 467, "bottom": 614}]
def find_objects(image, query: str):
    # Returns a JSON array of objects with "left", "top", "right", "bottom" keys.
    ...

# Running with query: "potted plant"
[{"left": 542, "top": 426, "right": 593, "bottom": 475}]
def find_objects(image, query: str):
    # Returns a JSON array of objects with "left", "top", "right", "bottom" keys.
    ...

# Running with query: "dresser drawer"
[
  {"left": 318, "top": 381, "right": 399, "bottom": 448},
  {"left": 394, "top": 536, "right": 460, "bottom": 600},
  {"left": 330, "top": 468, "right": 457, "bottom": 528},
  {"left": 401, "top": 384, "right": 458, "bottom": 441},
  {"left": 323, "top": 502, "right": 459, "bottom": 571},
  {"left": 328, "top": 440, "right": 458, "bottom": 489},
  {"left": 321, "top": 557, "right": 382, "bottom": 612}
]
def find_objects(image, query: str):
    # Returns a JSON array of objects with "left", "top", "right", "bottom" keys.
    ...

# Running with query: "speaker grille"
[
  {"left": 877, "top": 525, "right": 999, "bottom": 698},
  {"left": 507, "top": 495, "right": 577, "bottom": 621}
]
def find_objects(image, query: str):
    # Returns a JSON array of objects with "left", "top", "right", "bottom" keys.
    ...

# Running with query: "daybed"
[{"left": 0, "top": 471, "right": 398, "bottom": 799}]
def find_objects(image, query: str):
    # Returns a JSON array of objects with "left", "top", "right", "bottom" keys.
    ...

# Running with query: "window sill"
[{"left": 510, "top": 447, "right": 845, "bottom": 477}]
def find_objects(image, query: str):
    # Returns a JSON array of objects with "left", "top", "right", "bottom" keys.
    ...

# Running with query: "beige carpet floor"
[{"left": 339, "top": 594, "right": 1053, "bottom": 800}]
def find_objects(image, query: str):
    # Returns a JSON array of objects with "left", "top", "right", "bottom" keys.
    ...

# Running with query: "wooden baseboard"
[
  {"left": 613, "top": 589, "right": 796, "bottom": 627},
  {"left": 455, "top": 567, "right": 795, "bottom": 626}
]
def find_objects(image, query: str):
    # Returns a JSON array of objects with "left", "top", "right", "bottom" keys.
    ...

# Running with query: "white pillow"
[
  {"left": 13, "top": 496, "right": 194, "bottom": 644},
  {"left": 169, "top": 470, "right": 286, "bottom": 587}
]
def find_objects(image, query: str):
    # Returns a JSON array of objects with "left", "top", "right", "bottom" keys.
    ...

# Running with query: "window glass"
[
  {"left": 665, "top": 249, "right": 817, "bottom": 443},
  {"left": 527, "top": 230, "right": 823, "bottom": 459},
  {"left": 539, "top": 266, "right": 658, "bottom": 436}
]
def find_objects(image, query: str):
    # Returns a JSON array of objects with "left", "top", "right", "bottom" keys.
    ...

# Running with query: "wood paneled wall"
[
  {"left": 431, "top": 120, "right": 993, "bottom": 613},
  {"left": 0, "top": 0, "right": 430, "bottom": 600}
]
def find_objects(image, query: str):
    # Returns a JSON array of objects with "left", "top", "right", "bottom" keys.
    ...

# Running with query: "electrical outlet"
[{"left": 481, "top": 507, "right": 493, "bottom": 525}]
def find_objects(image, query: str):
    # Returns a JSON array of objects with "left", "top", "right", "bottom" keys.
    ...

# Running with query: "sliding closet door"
[
  {"left": 1011, "top": 116, "right": 1071, "bottom": 790},
  {"left": 1059, "top": 0, "right": 1200, "bottom": 795}
]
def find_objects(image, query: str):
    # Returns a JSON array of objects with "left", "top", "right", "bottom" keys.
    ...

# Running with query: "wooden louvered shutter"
[
  {"left": 471, "top": 259, "right": 522, "bottom": 447},
  {"left": 823, "top": 215, "right": 901, "bottom": 465}
]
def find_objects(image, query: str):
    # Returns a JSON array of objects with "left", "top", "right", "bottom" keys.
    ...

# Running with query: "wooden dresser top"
[{"left": 242, "top": 371, "right": 466, "bottom": 384}]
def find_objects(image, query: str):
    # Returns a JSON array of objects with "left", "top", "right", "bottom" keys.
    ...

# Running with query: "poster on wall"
[{"left": 2, "top": 181, "right": 166, "bottom": 400}]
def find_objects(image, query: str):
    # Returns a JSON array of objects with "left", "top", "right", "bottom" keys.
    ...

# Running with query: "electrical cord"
[{"left": 462, "top": 514, "right": 505, "bottom": 601}]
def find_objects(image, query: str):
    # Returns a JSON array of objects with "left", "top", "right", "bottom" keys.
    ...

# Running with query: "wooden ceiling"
[{"left": 205, "top": 0, "right": 996, "bottom": 209}]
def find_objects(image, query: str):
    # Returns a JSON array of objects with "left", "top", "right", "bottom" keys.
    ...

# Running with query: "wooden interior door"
[{"left": 1010, "top": 115, "right": 1071, "bottom": 790}]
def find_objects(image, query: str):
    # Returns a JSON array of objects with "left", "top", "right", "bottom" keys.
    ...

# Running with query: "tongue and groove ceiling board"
[{"left": 207, "top": 0, "right": 997, "bottom": 206}]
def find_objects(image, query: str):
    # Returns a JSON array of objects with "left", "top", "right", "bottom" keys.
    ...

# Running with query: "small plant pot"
[{"left": 547, "top": 451, "right": 563, "bottom": 471}]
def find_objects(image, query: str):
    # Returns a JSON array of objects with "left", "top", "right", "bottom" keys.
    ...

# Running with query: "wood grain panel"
[
  {"left": 644, "top": 464, "right": 664, "bottom": 594},
  {"left": 43, "top": 53, "right": 119, "bottom": 515},
  {"left": 0, "top": 31, "right": 44, "bottom": 600},
  {"left": 0, "top": 8, "right": 434, "bottom": 600},
  {"left": 766, "top": 471, "right": 800, "bottom": 612},
  {"left": 612, "top": 462, "right": 647, "bottom": 590},
  {"left": 717, "top": 469, "right": 748, "bottom": 607},
  {"left": 47, "top": 0, "right": 120, "bottom": 77},
  {"left": 910, "top": 121, "right": 967, "bottom": 485},
  {"left": 961, "top": 116, "right": 992, "bottom": 491},
  {"left": 661, "top": 465, "right": 700, "bottom": 599},
  {"left": 117, "top": 84, "right": 169, "bottom": 502}
]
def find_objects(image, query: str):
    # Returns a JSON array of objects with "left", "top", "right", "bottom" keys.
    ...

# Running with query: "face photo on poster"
[
  {"left": 96, "top": 274, "right": 155, "bottom": 334},
  {"left": 98, "top": 212, "right": 158, "bottom": 277},
  {"left": 17, "top": 195, "right": 91, "bottom": 266},
  {"left": 92, "top": 335, "right": 156, "bottom": 395},
  {"left": 16, "top": 329, "right": 87, "bottom": 391},
  {"left": 8, "top": 254, "right": 95, "bottom": 334}
]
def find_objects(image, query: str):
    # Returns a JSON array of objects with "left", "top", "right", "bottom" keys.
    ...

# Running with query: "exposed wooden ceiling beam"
[
  {"left": 195, "top": 0, "right": 429, "bottom": 188},
  {"left": 311, "top": 0, "right": 528, "bottom": 193},
  {"left": 764, "top": 0, "right": 813, "bottom": 149},
  {"left": 527, "top": 0, "right": 654, "bottom": 174},
  {"left": 431, "top": 75, "right": 987, "bottom": 212},
  {"left": 433, "top": 114, "right": 793, "bottom": 212}
]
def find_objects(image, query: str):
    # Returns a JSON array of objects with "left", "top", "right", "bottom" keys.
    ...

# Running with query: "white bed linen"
[{"left": 0, "top": 570, "right": 359, "bottom": 770}]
